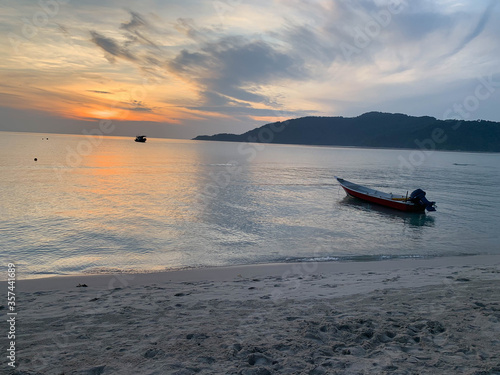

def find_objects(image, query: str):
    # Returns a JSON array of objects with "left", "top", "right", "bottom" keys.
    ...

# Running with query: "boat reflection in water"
[{"left": 338, "top": 195, "right": 435, "bottom": 228}]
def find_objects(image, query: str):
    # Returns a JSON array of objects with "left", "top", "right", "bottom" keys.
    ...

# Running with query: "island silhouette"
[{"left": 193, "top": 112, "right": 500, "bottom": 152}]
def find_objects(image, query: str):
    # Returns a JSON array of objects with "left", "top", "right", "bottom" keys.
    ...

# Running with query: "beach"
[{"left": 5, "top": 255, "right": 500, "bottom": 375}]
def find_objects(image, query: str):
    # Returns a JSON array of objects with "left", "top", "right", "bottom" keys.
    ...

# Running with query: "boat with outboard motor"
[{"left": 335, "top": 177, "right": 436, "bottom": 212}]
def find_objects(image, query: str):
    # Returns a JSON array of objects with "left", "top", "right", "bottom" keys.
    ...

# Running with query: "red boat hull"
[{"left": 340, "top": 185, "right": 425, "bottom": 212}]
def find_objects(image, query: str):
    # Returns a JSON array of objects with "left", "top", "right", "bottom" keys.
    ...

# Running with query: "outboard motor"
[{"left": 410, "top": 189, "right": 436, "bottom": 211}]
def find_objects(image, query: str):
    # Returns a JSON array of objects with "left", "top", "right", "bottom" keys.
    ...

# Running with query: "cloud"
[
  {"left": 90, "top": 31, "right": 139, "bottom": 63},
  {"left": 89, "top": 10, "right": 164, "bottom": 66},
  {"left": 86, "top": 90, "right": 112, "bottom": 94},
  {"left": 175, "top": 17, "right": 216, "bottom": 43},
  {"left": 187, "top": 104, "right": 309, "bottom": 119},
  {"left": 443, "top": 0, "right": 497, "bottom": 58},
  {"left": 167, "top": 33, "right": 308, "bottom": 106},
  {"left": 275, "top": 23, "right": 338, "bottom": 67},
  {"left": 126, "top": 100, "right": 154, "bottom": 112},
  {"left": 168, "top": 49, "right": 209, "bottom": 74},
  {"left": 120, "top": 10, "right": 148, "bottom": 31},
  {"left": 270, "top": 0, "right": 400, "bottom": 67},
  {"left": 120, "top": 10, "right": 159, "bottom": 48},
  {"left": 389, "top": 12, "right": 454, "bottom": 42},
  {"left": 55, "top": 23, "right": 70, "bottom": 35},
  {"left": 276, "top": 0, "right": 500, "bottom": 76},
  {"left": 209, "top": 38, "right": 306, "bottom": 83},
  {"left": 198, "top": 90, "right": 247, "bottom": 107},
  {"left": 87, "top": 10, "right": 314, "bottom": 116}
]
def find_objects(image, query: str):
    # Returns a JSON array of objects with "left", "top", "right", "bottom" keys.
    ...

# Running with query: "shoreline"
[
  {"left": 6, "top": 254, "right": 500, "bottom": 292},
  {"left": 5, "top": 254, "right": 500, "bottom": 374}
]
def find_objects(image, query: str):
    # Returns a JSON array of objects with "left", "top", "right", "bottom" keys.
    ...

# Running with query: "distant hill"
[{"left": 193, "top": 112, "right": 500, "bottom": 152}]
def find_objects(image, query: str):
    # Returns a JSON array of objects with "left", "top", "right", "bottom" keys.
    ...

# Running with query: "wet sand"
[{"left": 4, "top": 255, "right": 500, "bottom": 374}]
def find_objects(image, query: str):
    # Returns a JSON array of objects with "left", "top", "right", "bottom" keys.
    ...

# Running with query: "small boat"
[
  {"left": 135, "top": 135, "right": 147, "bottom": 142},
  {"left": 336, "top": 177, "right": 436, "bottom": 212}
]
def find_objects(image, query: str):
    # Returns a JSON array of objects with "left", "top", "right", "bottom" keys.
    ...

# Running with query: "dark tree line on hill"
[{"left": 193, "top": 112, "right": 500, "bottom": 152}]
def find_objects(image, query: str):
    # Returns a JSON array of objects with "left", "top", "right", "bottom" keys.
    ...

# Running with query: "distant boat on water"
[
  {"left": 336, "top": 177, "right": 436, "bottom": 212},
  {"left": 135, "top": 135, "right": 147, "bottom": 142}
]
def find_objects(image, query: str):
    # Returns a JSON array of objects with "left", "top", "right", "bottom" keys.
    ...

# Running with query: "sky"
[{"left": 1, "top": 0, "right": 500, "bottom": 139}]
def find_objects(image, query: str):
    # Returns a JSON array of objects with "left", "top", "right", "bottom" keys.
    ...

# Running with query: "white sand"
[{"left": 3, "top": 255, "right": 500, "bottom": 374}]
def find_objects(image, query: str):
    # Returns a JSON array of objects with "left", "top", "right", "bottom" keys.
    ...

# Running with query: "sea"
[{"left": 1, "top": 131, "right": 499, "bottom": 279}]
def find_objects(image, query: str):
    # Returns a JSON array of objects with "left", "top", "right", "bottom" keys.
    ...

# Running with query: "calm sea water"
[{"left": 1, "top": 131, "right": 499, "bottom": 279}]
